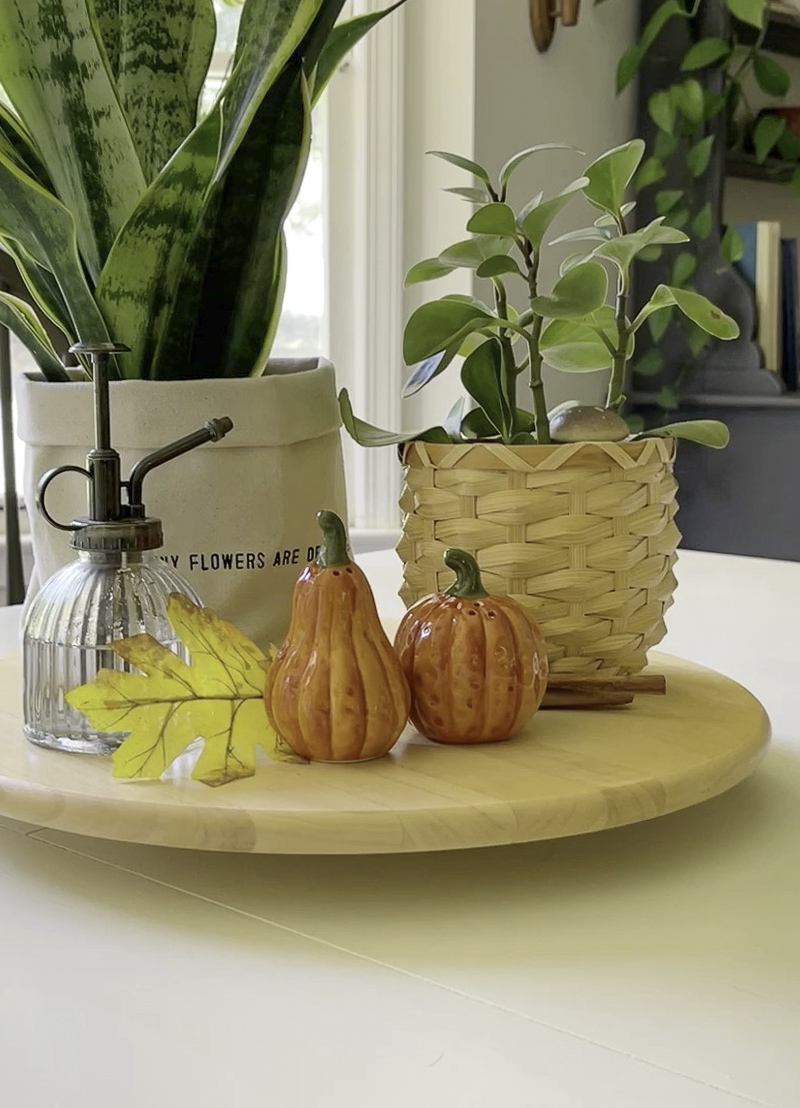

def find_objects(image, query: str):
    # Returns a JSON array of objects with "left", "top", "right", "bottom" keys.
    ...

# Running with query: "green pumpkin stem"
[
  {"left": 315, "top": 509, "right": 352, "bottom": 568},
  {"left": 444, "top": 549, "right": 489, "bottom": 599}
]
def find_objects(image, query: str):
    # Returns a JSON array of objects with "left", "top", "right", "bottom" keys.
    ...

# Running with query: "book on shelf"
[
  {"left": 733, "top": 221, "right": 783, "bottom": 375},
  {"left": 781, "top": 237, "right": 799, "bottom": 391}
]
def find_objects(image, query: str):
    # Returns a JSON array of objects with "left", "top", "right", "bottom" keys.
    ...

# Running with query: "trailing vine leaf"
[
  {"left": 66, "top": 595, "right": 297, "bottom": 787},
  {"left": 681, "top": 37, "right": 730, "bottom": 71},
  {"left": 752, "top": 53, "right": 790, "bottom": 98},
  {"left": 725, "top": 0, "right": 765, "bottom": 30},
  {"left": 754, "top": 113, "right": 786, "bottom": 164}
]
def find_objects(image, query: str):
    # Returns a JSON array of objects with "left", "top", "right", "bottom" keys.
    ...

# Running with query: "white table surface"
[{"left": 1, "top": 547, "right": 798, "bottom": 1108}]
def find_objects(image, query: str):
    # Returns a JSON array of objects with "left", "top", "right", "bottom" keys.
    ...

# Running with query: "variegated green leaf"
[
  {"left": 0, "top": 289, "right": 66, "bottom": 379},
  {"left": 217, "top": 0, "right": 325, "bottom": 177},
  {"left": 111, "top": 0, "right": 217, "bottom": 182},
  {"left": 185, "top": 67, "right": 310, "bottom": 378},
  {"left": 88, "top": 0, "right": 120, "bottom": 78},
  {"left": 0, "top": 236, "right": 74, "bottom": 343},
  {"left": 312, "top": 0, "right": 407, "bottom": 103},
  {"left": 0, "top": 0, "right": 146, "bottom": 278},
  {"left": 0, "top": 102, "right": 50, "bottom": 188},
  {"left": 96, "top": 102, "right": 223, "bottom": 380},
  {"left": 0, "top": 153, "right": 110, "bottom": 347}
]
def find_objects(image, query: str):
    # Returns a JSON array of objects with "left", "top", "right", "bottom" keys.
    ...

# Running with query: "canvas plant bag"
[{"left": 16, "top": 359, "right": 348, "bottom": 649}]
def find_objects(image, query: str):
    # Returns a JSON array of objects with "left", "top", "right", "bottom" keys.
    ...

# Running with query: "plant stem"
[
  {"left": 606, "top": 279, "right": 629, "bottom": 410},
  {"left": 493, "top": 279, "right": 518, "bottom": 438},
  {"left": 523, "top": 245, "right": 550, "bottom": 444}
]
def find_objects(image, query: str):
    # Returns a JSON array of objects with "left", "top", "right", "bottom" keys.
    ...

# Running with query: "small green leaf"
[
  {"left": 499, "top": 144, "right": 578, "bottom": 188},
  {"left": 777, "top": 129, "right": 800, "bottom": 160},
  {"left": 338, "top": 388, "right": 408, "bottom": 447},
  {"left": 675, "top": 79, "right": 705, "bottom": 126},
  {"left": 721, "top": 225, "right": 744, "bottom": 264},
  {"left": 683, "top": 317, "right": 712, "bottom": 356},
  {"left": 595, "top": 202, "right": 636, "bottom": 226},
  {"left": 754, "top": 114, "right": 786, "bottom": 164},
  {"left": 656, "top": 386, "right": 679, "bottom": 411},
  {"left": 466, "top": 202, "right": 518, "bottom": 238},
  {"left": 417, "top": 426, "right": 455, "bottom": 444},
  {"left": 443, "top": 395, "right": 466, "bottom": 439},
  {"left": 649, "top": 90, "right": 676, "bottom": 133},
  {"left": 438, "top": 235, "right": 512, "bottom": 269},
  {"left": 461, "top": 407, "right": 500, "bottom": 440},
  {"left": 752, "top": 53, "right": 790, "bottom": 96},
  {"left": 655, "top": 189, "right": 683, "bottom": 215},
  {"left": 584, "top": 140, "right": 645, "bottom": 218},
  {"left": 510, "top": 432, "right": 536, "bottom": 445},
  {"left": 632, "top": 348, "right": 665, "bottom": 378},
  {"left": 403, "top": 298, "right": 492, "bottom": 363},
  {"left": 635, "top": 156, "right": 667, "bottom": 190},
  {"left": 476, "top": 255, "right": 525, "bottom": 279},
  {"left": 638, "top": 245, "right": 664, "bottom": 263},
  {"left": 635, "top": 419, "right": 730, "bottom": 447},
  {"left": 655, "top": 131, "right": 679, "bottom": 158},
  {"left": 549, "top": 226, "right": 609, "bottom": 247},
  {"left": 649, "top": 308, "right": 672, "bottom": 342},
  {"left": 725, "top": 0, "right": 765, "bottom": 30},
  {"left": 704, "top": 90, "right": 726, "bottom": 120},
  {"left": 405, "top": 257, "right": 456, "bottom": 285},
  {"left": 625, "top": 413, "right": 646, "bottom": 434},
  {"left": 634, "top": 285, "right": 739, "bottom": 339},
  {"left": 402, "top": 347, "right": 458, "bottom": 397},
  {"left": 681, "top": 37, "right": 730, "bottom": 70},
  {"left": 687, "top": 135, "right": 715, "bottom": 177},
  {"left": 444, "top": 186, "right": 490, "bottom": 203},
  {"left": 520, "top": 177, "right": 588, "bottom": 247},
  {"left": 461, "top": 339, "right": 510, "bottom": 439},
  {"left": 428, "top": 150, "right": 492, "bottom": 188},
  {"left": 530, "top": 262, "right": 609, "bottom": 320},
  {"left": 691, "top": 202, "right": 713, "bottom": 240},
  {"left": 616, "top": 45, "right": 643, "bottom": 93},
  {"left": 672, "top": 251, "right": 697, "bottom": 286}
]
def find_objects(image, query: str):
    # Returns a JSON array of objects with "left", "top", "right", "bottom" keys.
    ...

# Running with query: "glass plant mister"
[{"left": 23, "top": 342, "right": 234, "bottom": 755}]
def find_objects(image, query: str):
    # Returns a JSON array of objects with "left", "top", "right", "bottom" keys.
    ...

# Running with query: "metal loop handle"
[{"left": 36, "top": 465, "right": 91, "bottom": 532}]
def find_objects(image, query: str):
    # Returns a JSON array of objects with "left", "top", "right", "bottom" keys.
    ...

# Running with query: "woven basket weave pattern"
[{"left": 397, "top": 439, "right": 680, "bottom": 677}]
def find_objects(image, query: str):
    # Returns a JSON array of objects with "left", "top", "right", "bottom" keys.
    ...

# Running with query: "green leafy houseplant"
[
  {"left": 0, "top": 0, "right": 407, "bottom": 382},
  {"left": 340, "top": 140, "right": 737, "bottom": 450}
]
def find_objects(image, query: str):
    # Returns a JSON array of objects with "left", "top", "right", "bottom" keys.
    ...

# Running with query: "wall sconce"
[{"left": 529, "top": 0, "right": 580, "bottom": 52}]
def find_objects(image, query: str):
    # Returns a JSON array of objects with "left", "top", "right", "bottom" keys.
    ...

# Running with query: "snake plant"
[{"left": 0, "top": 0, "right": 407, "bottom": 381}]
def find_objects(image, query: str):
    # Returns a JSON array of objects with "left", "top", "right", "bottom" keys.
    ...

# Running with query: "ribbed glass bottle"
[{"left": 23, "top": 551, "right": 201, "bottom": 755}]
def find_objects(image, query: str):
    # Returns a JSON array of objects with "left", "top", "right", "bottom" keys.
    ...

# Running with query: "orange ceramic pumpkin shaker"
[
  {"left": 264, "top": 510, "right": 410, "bottom": 762},
  {"left": 394, "top": 548, "right": 548, "bottom": 744}
]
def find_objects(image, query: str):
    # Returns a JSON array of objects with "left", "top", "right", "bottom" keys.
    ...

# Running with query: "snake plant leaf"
[
  {"left": 632, "top": 284, "right": 739, "bottom": 339},
  {"left": 0, "top": 236, "right": 74, "bottom": 344},
  {"left": 312, "top": 0, "right": 407, "bottom": 104},
  {"left": 182, "top": 65, "right": 310, "bottom": 379},
  {"left": 0, "top": 0, "right": 147, "bottom": 278},
  {"left": 0, "top": 153, "right": 110, "bottom": 347},
  {"left": 67, "top": 594, "right": 291, "bottom": 786},
  {"left": 0, "top": 290, "right": 66, "bottom": 380},
  {"left": 88, "top": 0, "right": 120, "bottom": 77},
  {"left": 96, "top": 101, "right": 224, "bottom": 381},
  {"left": 0, "top": 102, "right": 50, "bottom": 188},
  {"left": 110, "top": 0, "right": 217, "bottom": 183},
  {"left": 529, "top": 262, "right": 608, "bottom": 320},
  {"left": 216, "top": 0, "right": 326, "bottom": 179},
  {"left": 634, "top": 419, "right": 730, "bottom": 448}
]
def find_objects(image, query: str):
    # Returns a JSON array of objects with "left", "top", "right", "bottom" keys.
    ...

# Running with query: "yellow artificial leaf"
[{"left": 66, "top": 594, "right": 301, "bottom": 786}]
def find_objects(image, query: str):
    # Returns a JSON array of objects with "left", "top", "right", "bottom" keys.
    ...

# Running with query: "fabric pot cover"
[{"left": 17, "top": 358, "right": 348, "bottom": 649}]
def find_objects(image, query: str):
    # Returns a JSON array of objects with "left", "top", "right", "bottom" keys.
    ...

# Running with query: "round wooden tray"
[{"left": 0, "top": 652, "right": 769, "bottom": 853}]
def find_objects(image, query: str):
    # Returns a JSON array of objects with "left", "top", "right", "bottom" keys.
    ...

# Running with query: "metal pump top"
[{"left": 36, "top": 342, "right": 234, "bottom": 553}]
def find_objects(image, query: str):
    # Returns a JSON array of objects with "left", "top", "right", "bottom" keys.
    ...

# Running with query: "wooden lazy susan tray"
[{"left": 0, "top": 652, "right": 769, "bottom": 854}]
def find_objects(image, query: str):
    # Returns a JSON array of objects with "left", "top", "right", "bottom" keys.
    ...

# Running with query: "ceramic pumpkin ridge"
[
  {"left": 394, "top": 549, "right": 549, "bottom": 745},
  {"left": 263, "top": 510, "right": 410, "bottom": 763}
]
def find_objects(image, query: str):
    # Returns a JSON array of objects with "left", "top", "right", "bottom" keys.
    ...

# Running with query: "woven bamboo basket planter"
[{"left": 397, "top": 438, "right": 680, "bottom": 678}]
